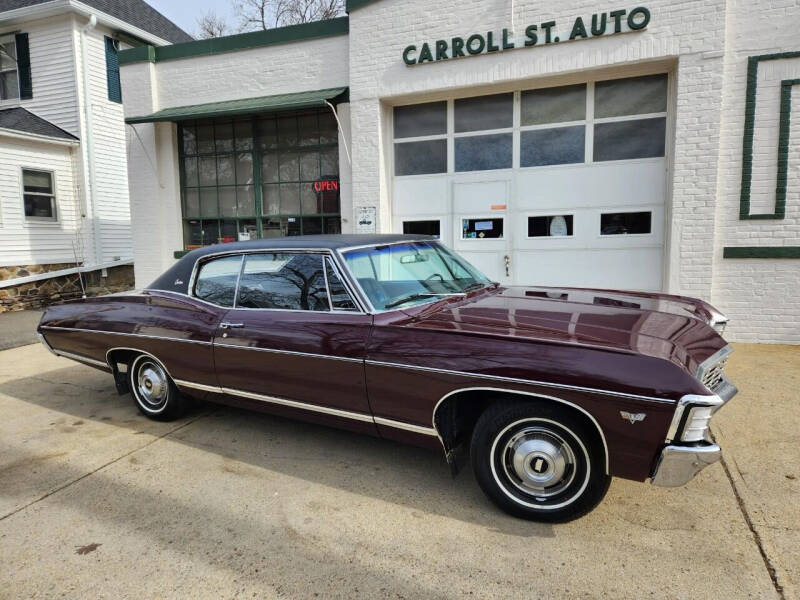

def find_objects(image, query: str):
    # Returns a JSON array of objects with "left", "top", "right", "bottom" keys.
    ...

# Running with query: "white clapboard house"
[{"left": 0, "top": 0, "right": 190, "bottom": 310}]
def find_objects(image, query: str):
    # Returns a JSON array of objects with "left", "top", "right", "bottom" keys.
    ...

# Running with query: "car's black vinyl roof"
[{"left": 147, "top": 234, "right": 434, "bottom": 294}]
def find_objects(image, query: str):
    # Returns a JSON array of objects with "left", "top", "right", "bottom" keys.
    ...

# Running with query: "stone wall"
[{"left": 0, "top": 264, "right": 134, "bottom": 313}]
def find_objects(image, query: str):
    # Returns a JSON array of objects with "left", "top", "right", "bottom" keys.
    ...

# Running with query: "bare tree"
[
  {"left": 234, "top": 0, "right": 344, "bottom": 30},
  {"left": 196, "top": 10, "right": 233, "bottom": 39}
]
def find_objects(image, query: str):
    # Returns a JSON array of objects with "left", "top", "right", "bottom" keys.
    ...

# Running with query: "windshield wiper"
[
  {"left": 384, "top": 292, "right": 466, "bottom": 309},
  {"left": 462, "top": 282, "right": 487, "bottom": 293}
]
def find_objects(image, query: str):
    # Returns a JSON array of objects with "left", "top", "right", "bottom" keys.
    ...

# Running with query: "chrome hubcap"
[
  {"left": 137, "top": 361, "right": 168, "bottom": 406},
  {"left": 501, "top": 427, "right": 576, "bottom": 497}
]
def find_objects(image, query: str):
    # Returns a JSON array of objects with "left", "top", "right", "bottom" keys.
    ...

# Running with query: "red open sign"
[{"left": 313, "top": 180, "right": 339, "bottom": 192}]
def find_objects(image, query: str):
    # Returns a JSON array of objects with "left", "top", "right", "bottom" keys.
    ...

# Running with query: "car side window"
[
  {"left": 194, "top": 255, "right": 243, "bottom": 307},
  {"left": 237, "top": 253, "right": 330, "bottom": 311},
  {"left": 324, "top": 257, "right": 357, "bottom": 311}
]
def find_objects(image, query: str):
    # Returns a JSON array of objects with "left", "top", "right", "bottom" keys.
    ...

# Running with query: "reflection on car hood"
[{"left": 403, "top": 285, "right": 727, "bottom": 374}]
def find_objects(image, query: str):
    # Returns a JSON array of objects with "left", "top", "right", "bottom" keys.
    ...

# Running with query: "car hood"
[{"left": 400, "top": 285, "right": 727, "bottom": 375}]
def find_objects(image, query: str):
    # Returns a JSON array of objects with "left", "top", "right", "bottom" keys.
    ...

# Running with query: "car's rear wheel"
[
  {"left": 470, "top": 400, "right": 611, "bottom": 522},
  {"left": 128, "top": 354, "right": 187, "bottom": 421}
]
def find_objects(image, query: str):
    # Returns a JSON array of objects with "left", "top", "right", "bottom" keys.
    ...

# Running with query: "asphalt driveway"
[{"left": 0, "top": 342, "right": 796, "bottom": 599}]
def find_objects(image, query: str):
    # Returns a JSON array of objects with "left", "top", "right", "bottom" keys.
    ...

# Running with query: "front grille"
[
  {"left": 700, "top": 357, "right": 727, "bottom": 390},
  {"left": 696, "top": 346, "right": 732, "bottom": 392}
]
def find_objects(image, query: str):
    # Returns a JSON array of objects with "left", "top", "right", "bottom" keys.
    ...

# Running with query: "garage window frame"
[
  {"left": 525, "top": 212, "right": 576, "bottom": 239},
  {"left": 598, "top": 209, "right": 654, "bottom": 237},
  {"left": 460, "top": 215, "right": 505, "bottom": 240},
  {"left": 392, "top": 72, "right": 670, "bottom": 178}
]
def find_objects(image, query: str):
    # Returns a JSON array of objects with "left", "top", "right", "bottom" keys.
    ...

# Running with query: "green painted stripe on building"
[
  {"left": 126, "top": 87, "right": 348, "bottom": 123},
  {"left": 723, "top": 247, "right": 800, "bottom": 259},
  {"left": 738, "top": 51, "right": 800, "bottom": 221},
  {"left": 119, "top": 17, "right": 349, "bottom": 65},
  {"left": 346, "top": 0, "right": 383, "bottom": 11}
]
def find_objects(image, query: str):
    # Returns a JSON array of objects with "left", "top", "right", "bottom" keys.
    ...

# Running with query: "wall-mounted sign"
[
  {"left": 402, "top": 6, "right": 650, "bottom": 66},
  {"left": 356, "top": 206, "right": 377, "bottom": 233},
  {"left": 313, "top": 179, "right": 340, "bottom": 192}
]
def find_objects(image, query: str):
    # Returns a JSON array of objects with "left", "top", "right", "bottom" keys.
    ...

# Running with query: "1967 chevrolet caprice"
[{"left": 37, "top": 234, "right": 737, "bottom": 522}]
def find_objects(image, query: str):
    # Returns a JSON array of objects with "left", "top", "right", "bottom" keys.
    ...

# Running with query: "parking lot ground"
[{"left": 0, "top": 342, "right": 795, "bottom": 599}]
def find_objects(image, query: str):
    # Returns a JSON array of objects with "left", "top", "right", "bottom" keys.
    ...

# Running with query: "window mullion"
[{"left": 586, "top": 81, "right": 595, "bottom": 164}]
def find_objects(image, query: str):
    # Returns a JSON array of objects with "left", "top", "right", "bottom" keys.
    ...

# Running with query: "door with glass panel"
[{"left": 210, "top": 252, "right": 373, "bottom": 417}]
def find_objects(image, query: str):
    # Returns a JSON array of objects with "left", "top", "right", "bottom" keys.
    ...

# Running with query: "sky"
[{"left": 146, "top": 0, "right": 239, "bottom": 38}]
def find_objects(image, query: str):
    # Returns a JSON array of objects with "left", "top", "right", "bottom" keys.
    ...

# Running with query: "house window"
[
  {"left": 393, "top": 101, "right": 447, "bottom": 176},
  {"left": 528, "top": 215, "right": 574, "bottom": 237},
  {"left": 462, "top": 218, "right": 504, "bottom": 239},
  {"left": 403, "top": 220, "right": 441, "bottom": 238},
  {"left": 600, "top": 211, "right": 652, "bottom": 235},
  {"left": 22, "top": 169, "right": 56, "bottom": 221},
  {"left": 0, "top": 37, "right": 19, "bottom": 101},
  {"left": 179, "top": 109, "right": 340, "bottom": 249}
]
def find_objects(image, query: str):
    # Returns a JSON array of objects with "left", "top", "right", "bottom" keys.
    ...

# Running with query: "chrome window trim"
[
  {"left": 186, "top": 248, "right": 370, "bottom": 314},
  {"left": 365, "top": 359, "right": 675, "bottom": 404},
  {"left": 324, "top": 255, "right": 360, "bottom": 312},
  {"left": 430, "top": 386, "right": 610, "bottom": 473},
  {"left": 40, "top": 325, "right": 213, "bottom": 345}
]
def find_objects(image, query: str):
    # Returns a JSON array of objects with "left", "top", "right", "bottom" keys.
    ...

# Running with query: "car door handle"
[{"left": 220, "top": 322, "right": 244, "bottom": 329}]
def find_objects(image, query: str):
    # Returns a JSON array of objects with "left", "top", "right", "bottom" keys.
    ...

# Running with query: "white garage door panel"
[
  {"left": 393, "top": 177, "right": 450, "bottom": 216},
  {"left": 514, "top": 160, "right": 666, "bottom": 210},
  {"left": 514, "top": 248, "right": 663, "bottom": 291}
]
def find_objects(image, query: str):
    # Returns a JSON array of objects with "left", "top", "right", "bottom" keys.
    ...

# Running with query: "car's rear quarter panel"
[{"left": 39, "top": 292, "right": 221, "bottom": 390}]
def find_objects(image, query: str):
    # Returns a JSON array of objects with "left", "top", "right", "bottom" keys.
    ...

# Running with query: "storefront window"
[{"left": 179, "top": 109, "right": 340, "bottom": 249}]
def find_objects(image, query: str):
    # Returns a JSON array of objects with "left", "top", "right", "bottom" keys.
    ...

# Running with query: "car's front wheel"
[
  {"left": 471, "top": 400, "right": 611, "bottom": 522},
  {"left": 128, "top": 353, "right": 187, "bottom": 421}
]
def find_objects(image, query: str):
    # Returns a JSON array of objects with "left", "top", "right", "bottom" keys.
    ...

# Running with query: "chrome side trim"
[
  {"left": 40, "top": 325, "right": 213, "bottom": 345},
  {"left": 213, "top": 342, "right": 364, "bottom": 363},
  {"left": 37, "top": 331, "right": 57, "bottom": 356},
  {"left": 173, "top": 379, "right": 223, "bottom": 393},
  {"left": 431, "top": 386, "right": 610, "bottom": 474},
  {"left": 373, "top": 416, "right": 438, "bottom": 436},
  {"left": 222, "top": 386, "right": 375, "bottom": 423},
  {"left": 366, "top": 359, "right": 675, "bottom": 404},
  {"left": 52, "top": 349, "right": 111, "bottom": 370}
]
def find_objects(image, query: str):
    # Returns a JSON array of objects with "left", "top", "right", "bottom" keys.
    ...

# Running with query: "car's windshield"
[{"left": 342, "top": 241, "right": 492, "bottom": 311}]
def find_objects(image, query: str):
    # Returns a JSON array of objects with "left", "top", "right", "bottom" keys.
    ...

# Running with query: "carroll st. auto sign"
[{"left": 402, "top": 6, "right": 650, "bottom": 65}]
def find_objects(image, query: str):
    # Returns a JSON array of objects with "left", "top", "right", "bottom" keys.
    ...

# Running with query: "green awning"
[{"left": 126, "top": 87, "right": 348, "bottom": 124}]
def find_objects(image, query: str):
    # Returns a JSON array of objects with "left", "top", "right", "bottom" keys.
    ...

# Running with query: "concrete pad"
[
  {"left": 713, "top": 343, "right": 800, "bottom": 599},
  {"left": 0, "top": 310, "right": 42, "bottom": 350},
  {"left": 0, "top": 343, "right": 782, "bottom": 599}
]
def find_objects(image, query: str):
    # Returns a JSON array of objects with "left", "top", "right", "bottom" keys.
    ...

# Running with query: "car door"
[{"left": 211, "top": 250, "right": 375, "bottom": 432}]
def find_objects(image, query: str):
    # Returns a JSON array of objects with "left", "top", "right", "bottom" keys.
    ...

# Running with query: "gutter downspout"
[{"left": 80, "top": 14, "right": 102, "bottom": 268}]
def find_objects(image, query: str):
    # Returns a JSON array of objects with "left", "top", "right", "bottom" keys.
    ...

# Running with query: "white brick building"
[
  {"left": 0, "top": 0, "right": 190, "bottom": 309},
  {"left": 120, "top": 0, "right": 800, "bottom": 343}
]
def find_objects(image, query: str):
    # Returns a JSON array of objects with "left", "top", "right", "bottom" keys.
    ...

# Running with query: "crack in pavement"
[
  {"left": 715, "top": 433, "right": 786, "bottom": 600},
  {"left": 0, "top": 411, "right": 212, "bottom": 523}
]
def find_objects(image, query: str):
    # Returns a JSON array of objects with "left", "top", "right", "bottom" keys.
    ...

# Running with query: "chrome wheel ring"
[
  {"left": 500, "top": 426, "right": 577, "bottom": 498},
  {"left": 135, "top": 359, "right": 169, "bottom": 409}
]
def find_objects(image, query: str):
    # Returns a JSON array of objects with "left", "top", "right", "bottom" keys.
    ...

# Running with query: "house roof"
[
  {"left": 0, "top": 0, "right": 193, "bottom": 44},
  {"left": 0, "top": 107, "right": 78, "bottom": 141}
]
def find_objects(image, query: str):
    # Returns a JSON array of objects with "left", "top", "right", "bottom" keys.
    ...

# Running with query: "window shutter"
[
  {"left": 105, "top": 36, "right": 121, "bottom": 103},
  {"left": 15, "top": 33, "right": 32, "bottom": 100}
]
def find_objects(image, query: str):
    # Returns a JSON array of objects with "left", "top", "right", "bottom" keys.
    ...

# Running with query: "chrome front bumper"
[{"left": 650, "top": 443, "right": 721, "bottom": 487}]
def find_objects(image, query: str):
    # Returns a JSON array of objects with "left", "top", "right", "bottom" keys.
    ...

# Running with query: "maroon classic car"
[{"left": 37, "top": 234, "right": 737, "bottom": 522}]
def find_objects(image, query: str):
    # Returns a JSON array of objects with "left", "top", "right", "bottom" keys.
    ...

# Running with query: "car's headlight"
[{"left": 681, "top": 406, "right": 715, "bottom": 442}]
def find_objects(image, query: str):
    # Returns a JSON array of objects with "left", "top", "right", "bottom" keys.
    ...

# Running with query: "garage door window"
[
  {"left": 403, "top": 220, "right": 441, "bottom": 238},
  {"left": 462, "top": 218, "right": 504, "bottom": 239},
  {"left": 454, "top": 93, "right": 513, "bottom": 172},
  {"left": 528, "top": 215, "right": 574, "bottom": 237},
  {"left": 393, "top": 102, "right": 447, "bottom": 176},
  {"left": 600, "top": 211, "right": 651, "bottom": 235},
  {"left": 593, "top": 74, "right": 667, "bottom": 162}
]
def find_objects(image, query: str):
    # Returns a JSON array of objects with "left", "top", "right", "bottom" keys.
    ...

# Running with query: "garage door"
[{"left": 392, "top": 73, "right": 669, "bottom": 291}]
